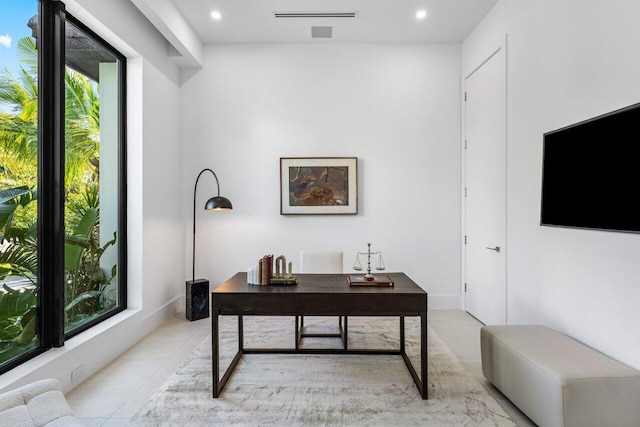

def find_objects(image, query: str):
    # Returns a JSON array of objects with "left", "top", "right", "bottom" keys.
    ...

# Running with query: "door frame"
[{"left": 461, "top": 34, "right": 509, "bottom": 323}]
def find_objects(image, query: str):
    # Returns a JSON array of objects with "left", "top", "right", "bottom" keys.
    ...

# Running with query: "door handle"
[{"left": 485, "top": 246, "right": 501, "bottom": 253}]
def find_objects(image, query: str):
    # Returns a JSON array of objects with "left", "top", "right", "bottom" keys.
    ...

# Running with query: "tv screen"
[{"left": 541, "top": 102, "right": 640, "bottom": 233}]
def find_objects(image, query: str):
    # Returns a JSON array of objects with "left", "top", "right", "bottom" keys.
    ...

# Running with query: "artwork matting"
[{"left": 280, "top": 157, "right": 358, "bottom": 215}]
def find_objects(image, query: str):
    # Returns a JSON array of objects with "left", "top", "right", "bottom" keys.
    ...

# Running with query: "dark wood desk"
[{"left": 211, "top": 272, "right": 428, "bottom": 398}]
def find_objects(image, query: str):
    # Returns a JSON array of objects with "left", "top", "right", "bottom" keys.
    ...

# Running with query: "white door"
[{"left": 464, "top": 47, "right": 507, "bottom": 325}]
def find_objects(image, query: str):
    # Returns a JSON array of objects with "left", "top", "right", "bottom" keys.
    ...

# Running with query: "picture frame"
[{"left": 280, "top": 157, "right": 358, "bottom": 215}]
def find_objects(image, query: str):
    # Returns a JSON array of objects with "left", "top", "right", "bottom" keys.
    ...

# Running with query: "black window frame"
[
  {"left": 62, "top": 11, "right": 128, "bottom": 340},
  {"left": 0, "top": 0, "right": 127, "bottom": 374}
]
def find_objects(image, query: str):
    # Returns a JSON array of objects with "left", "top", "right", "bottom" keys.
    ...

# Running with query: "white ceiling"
[{"left": 171, "top": 0, "right": 498, "bottom": 44}]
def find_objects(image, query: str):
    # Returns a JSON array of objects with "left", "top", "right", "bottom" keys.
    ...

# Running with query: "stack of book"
[
  {"left": 247, "top": 254, "right": 297, "bottom": 285},
  {"left": 268, "top": 276, "right": 297, "bottom": 286}
]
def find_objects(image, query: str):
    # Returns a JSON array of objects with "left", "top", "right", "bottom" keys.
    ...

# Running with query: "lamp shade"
[{"left": 205, "top": 196, "right": 233, "bottom": 210}]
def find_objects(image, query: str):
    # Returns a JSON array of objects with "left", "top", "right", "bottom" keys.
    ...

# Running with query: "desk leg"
[
  {"left": 420, "top": 310, "right": 428, "bottom": 399},
  {"left": 343, "top": 316, "right": 348, "bottom": 350},
  {"left": 400, "top": 313, "right": 428, "bottom": 399},
  {"left": 212, "top": 310, "right": 220, "bottom": 398},
  {"left": 213, "top": 314, "right": 245, "bottom": 398},
  {"left": 400, "top": 316, "right": 405, "bottom": 354},
  {"left": 239, "top": 315, "right": 244, "bottom": 351}
]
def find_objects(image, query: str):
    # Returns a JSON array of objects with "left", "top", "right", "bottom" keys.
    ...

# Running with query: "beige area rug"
[{"left": 131, "top": 316, "right": 514, "bottom": 426}]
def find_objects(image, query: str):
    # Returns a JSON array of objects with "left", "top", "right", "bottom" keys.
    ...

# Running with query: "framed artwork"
[{"left": 280, "top": 157, "right": 358, "bottom": 215}]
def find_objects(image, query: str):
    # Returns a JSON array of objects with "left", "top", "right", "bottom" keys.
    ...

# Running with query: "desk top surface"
[{"left": 213, "top": 272, "right": 426, "bottom": 295}]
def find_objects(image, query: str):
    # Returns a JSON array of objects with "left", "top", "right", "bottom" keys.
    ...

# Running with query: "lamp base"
[{"left": 186, "top": 279, "right": 210, "bottom": 321}]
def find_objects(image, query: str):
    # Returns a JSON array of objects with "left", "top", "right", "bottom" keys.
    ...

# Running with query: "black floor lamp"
[{"left": 186, "top": 168, "right": 232, "bottom": 321}]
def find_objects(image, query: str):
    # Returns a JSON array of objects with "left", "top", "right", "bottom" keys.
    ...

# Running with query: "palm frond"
[
  {"left": 0, "top": 241, "right": 38, "bottom": 280},
  {"left": 0, "top": 186, "right": 31, "bottom": 204},
  {"left": 16, "top": 38, "right": 38, "bottom": 76}
]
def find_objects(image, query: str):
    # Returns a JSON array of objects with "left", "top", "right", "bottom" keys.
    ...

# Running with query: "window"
[
  {"left": 63, "top": 16, "right": 126, "bottom": 337},
  {"left": 0, "top": 0, "right": 126, "bottom": 373},
  {"left": 0, "top": 0, "right": 40, "bottom": 367}
]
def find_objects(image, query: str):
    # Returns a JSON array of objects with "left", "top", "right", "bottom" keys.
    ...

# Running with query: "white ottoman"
[
  {"left": 0, "top": 379, "right": 83, "bottom": 427},
  {"left": 481, "top": 325, "right": 640, "bottom": 427}
]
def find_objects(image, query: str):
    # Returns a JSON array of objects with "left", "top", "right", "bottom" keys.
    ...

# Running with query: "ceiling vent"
[
  {"left": 274, "top": 11, "right": 358, "bottom": 19},
  {"left": 311, "top": 26, "right": 333, "bottom": 38}
]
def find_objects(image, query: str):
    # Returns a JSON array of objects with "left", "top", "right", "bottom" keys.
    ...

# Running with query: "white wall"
[
  {"left": 463, "top": 0, "right": 640, "bottom": 369},
  {"left": 140, "top": 59, "right": 183, "bottom": 312},
  {"left": 0, "top": 0, "right": 184, "bottom": 393},
  {"left": 181, "top": 44, "right": 462, "bottom": 308}
]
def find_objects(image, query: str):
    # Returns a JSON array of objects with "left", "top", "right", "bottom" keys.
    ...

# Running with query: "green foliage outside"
[{"left": 0, "top": 37, "right": 117, "bottom": 365}]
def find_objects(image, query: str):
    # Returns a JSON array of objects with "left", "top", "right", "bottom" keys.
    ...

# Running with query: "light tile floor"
[
  {"left": 66, "top": 310, "right": 535, "bottom": 426},
  {"left": 429, "top": 310, "right": 536, "bottom": 427},
  {"left": 66, "top": 313, "right": 211, "bottom": 426}
]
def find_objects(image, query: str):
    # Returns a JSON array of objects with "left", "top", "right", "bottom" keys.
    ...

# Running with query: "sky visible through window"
[{"left": 0, "top": 1, "right": 35, "bottom": 77}]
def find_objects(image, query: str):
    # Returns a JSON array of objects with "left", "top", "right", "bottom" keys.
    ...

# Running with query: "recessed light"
[
  {"left": 211, "top": 11, "right": 222, "bottom": 20},
  {"left": 416, "top": 10, "right": 427, "bottom": 20}
]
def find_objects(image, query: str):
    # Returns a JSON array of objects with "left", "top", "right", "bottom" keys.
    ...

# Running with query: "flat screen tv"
[{"left": 541, "top": 102, "right": 640, "bottom": 233}]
